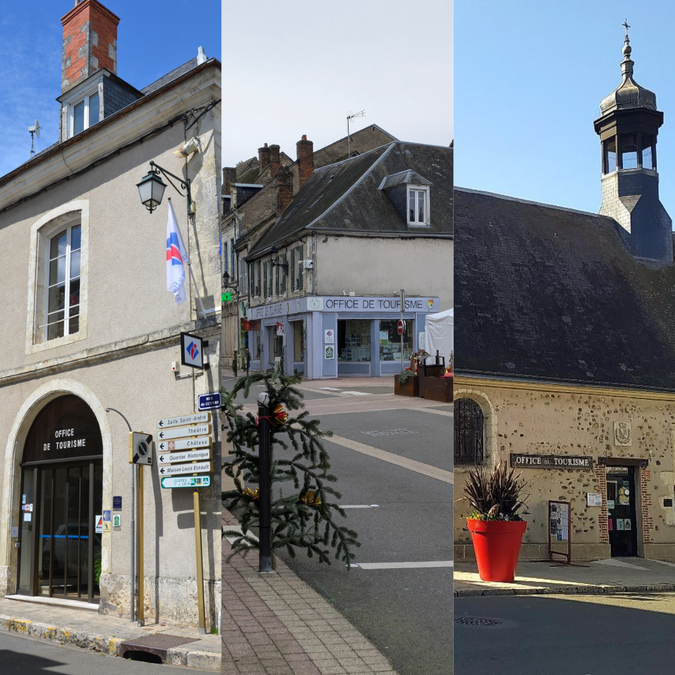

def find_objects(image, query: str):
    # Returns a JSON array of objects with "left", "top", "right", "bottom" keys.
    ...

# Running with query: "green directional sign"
[{"left": 161, "top": 475, "right": 211, "bottom": 489}]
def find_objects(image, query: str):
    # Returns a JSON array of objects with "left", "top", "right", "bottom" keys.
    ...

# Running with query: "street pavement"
[
  {"left": 0, "top": 594, "right": 220, "bottom": 669},
  {"left": 455, "top": 557, "right": 675, "bottom": 596},
  {"left": 0, "top": 630, "right": 193, "bottom": 674},
  {"left": 222, "top": 373, "right": 453, "bottom": 675},
  {"left": 455, "top": 592, "right": 675, "bottom": 675}
]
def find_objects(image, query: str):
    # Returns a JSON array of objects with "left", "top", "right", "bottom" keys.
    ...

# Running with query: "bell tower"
[{"left": 594, "top": 21, "right": 672, "bottom": 261}]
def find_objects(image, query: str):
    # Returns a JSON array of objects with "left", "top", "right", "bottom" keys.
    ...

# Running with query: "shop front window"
[
  {"left": 293, "top": 321, "right": 305, "bottom": 362},
  {"left": 251, "top": 329, "right": 261, "bottom": 359},
  {"left": 338, "top": 319, "right": 371, "bottom": 362},
  {"left": 379, "top": 319, "right": 412, "bottom": 362}
]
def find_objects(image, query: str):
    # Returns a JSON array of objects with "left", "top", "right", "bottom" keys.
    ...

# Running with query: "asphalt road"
[
  {"left": 222, "top": 374, "right": 454, "bottom": 675},
  {"left": 278, "top": 402, "right": 452, "bottom": 675},
  {"left": 0, "top": 631, "right": 192, "bottom": 674},
  {"left": 455, "top": 593, "right": 675, "bottom": 675}
]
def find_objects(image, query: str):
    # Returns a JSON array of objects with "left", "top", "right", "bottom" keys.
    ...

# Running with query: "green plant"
[
  {"left": 221, "top": 371, "right": 359, "bottom": 568},
  {"left": 464, "top": 462, "right": 528, "bottom": 521},
  {"left": 398, "top": 368, "right": 417, "bottom": 385},
  {"left": 94, "top": 555, "right": 102, "bottom": 586}
]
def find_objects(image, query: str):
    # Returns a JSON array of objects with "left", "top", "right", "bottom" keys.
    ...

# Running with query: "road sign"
[
  {"left": 161, "top": 475, "right": 211, "bottom": 489},
  {"left": 198, "top": 392, "right": 221, "bottom": 411},
  {"left": 397, "top": 319, "right": 405, "bottom": 335},
  {"left": 158, "top": 448, "right": 211, "bottom": 464},
  {"left": 158, "top": 461, "right": 211, "bottom": 477},
  {"left": 157, "top": 424, "right": 211, "bottom": 441},
  {"left": 129, "top": 432, "right": 153, "bottom": 465},
  {"left": 157, "top": 436, "right": 210, "bottom": 453},
  {"left": 157, "top": 412, "right": 210, "bottom": 429},
  {"left": 181, "top": 332, "right": 204, "bottom": 369}
]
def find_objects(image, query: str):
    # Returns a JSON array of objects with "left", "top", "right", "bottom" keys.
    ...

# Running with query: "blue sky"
[
  {"left": 456, "top": 0, "right": 675, "bottom": 220},
  {"left": 0, "top": 1, "right": 220, "bottom": 177}
]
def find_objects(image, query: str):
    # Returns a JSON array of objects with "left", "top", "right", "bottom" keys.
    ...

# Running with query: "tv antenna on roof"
[
  {"left": 346, "top": 110, "right": 365, "bottom": 159},
  {"left": 29, "top": 119, "right": 42, "bottom": 157}
]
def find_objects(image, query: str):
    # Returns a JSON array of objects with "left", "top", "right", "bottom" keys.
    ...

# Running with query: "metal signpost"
[{"left": 156, "top": 414, "right": 213, "bottom": 633}]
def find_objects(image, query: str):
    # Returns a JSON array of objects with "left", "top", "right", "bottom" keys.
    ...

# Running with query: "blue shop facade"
[{"left": 245, "top": 295, "right": 440, "bottom": 379}]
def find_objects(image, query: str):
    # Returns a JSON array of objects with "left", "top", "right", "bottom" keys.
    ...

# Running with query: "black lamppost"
[{"left": 136, "top": 161, "right": 194, "bottom": 215}]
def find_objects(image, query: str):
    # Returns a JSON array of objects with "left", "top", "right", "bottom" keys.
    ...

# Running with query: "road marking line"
[
  {"left": 351, "top": 561, "right": 454, "bottom": 569},
  {"left": 339, "top": 504, "right": 380, "bottom": 509},
  {"left": 328, "top": 435, "right": 453, "bottom": 484},
  {"left": 415, "top": 407, "right": 454, "bottom": 417}
]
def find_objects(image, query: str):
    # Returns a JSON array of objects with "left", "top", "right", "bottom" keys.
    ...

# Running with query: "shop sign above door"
[
  {"left": 510, "top": 453, "right": 592, "bottom": 470},
  {"left": 248, "top": 296, "right": 440, "bottom": 320}
]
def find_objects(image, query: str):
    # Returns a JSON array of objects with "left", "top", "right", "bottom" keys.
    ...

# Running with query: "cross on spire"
[{"left": 622, "top": 19, "right": 630, "bottom": 35}]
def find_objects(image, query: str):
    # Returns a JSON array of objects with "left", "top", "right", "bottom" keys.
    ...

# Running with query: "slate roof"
[
  {"left": 249, "top": 141, "right": 453, "bottom": 255},
  {"left": 454, "top": 188, "right": 675, "bottom": 391},
  {"left": 141, "top": 57, "right": 202, "bottom": 95}
]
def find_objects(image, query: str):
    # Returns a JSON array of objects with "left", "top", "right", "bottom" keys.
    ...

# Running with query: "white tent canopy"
[{"left": 423, "top": 308, "right": 453, "bottom": 367}]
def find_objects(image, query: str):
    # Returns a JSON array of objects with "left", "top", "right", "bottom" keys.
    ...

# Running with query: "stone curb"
[
  {"left": 0, "top": 614, "right": 220, "bottom": 670},
  {"left": 0, "top": 614, "right": 123, "bottom": 655},
  {"left": 454, "top": 583, "right": 675, "bottom": 597}
]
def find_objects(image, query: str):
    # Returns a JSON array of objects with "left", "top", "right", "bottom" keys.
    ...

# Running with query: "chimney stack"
[
  {"left": 258, "top": 143, "right": 270, "bottom": 170},
  {"left": 276, "top": 166, "right": 294, "bottom": 215},
  {"left": 223, "top": 167, "right": 236, "bottom": 192},
  {"left": 296, "top": 135, "right": 314, "bottom": 189},
  {"left": 269, "top": 144, "right": 281, "bottom": 178},
  {"left": 61, "top": 0, "right": 120, "bottom": 93}
]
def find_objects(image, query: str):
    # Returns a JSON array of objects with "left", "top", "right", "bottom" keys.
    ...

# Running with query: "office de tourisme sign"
[{"left": 510, "top": 454, "right": 593, "bottom": 470}]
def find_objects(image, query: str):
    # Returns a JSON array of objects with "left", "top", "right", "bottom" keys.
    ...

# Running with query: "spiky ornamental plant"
[
  {"left": 221, "top": 371, "right": 359, "bottom": 568},
  {"left": 464, "top": 462, "right": 528, "bottom": 521}
]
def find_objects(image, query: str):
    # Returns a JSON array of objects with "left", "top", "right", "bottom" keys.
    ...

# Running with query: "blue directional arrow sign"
[{"left": 198, "top": 392, "right": 221, "bottom": 411}]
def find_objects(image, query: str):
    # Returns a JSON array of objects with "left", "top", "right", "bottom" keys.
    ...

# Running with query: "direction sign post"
[
  {"left": 157, "top": 412, "right": 210, "bottom": 430},
  {"left": 160, "top": 475, "right": 211, "bottom": 489},
  {"left": 157, "top": 448, "right": 211, "bottom": 464},
  {"left": 156, "top": 424, "right": 211, "bottom": 441},
  {"left": 157, "top": 436, "right": 210, "bottom": 453},
  {"left": 158, "top": 461, "right": 212, "bottom": 477}
]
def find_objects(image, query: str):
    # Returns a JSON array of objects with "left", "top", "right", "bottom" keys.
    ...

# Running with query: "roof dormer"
[{"left": 379, "top": 169, "right": 432, "bottom": 227}]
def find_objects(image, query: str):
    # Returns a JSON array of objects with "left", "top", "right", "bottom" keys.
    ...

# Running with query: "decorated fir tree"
[{"left": 221, "top": 372, "right": 359, "bottom": 568}]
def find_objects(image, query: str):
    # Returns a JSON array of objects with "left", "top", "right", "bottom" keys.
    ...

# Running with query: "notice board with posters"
[{"left": 548, "top": 500, "right": 571, "bottom": 563}]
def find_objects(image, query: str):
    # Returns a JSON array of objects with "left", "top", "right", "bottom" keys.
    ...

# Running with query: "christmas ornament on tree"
[{"left": 221, "top": 371, "right": 359, "bottom": 568}]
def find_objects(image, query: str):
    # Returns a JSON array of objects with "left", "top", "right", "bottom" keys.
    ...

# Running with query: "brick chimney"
[
  {"left": 296, "top": 135, "right": 314, "bottom": 189},
  {"left": 258, "top": 143, "right": 270, "bottom": 170},
  {"left": 223, "top": 167, "right": 236, "bottom": 192},
  {"left": 269, "top": 144, "right": 281, "bottom": 178},
  {"left": 276, "top": 166, "right": 294, "bottom": 215},
  {"left": 61, "top": 0, "right": 120, "bottom": 93}
]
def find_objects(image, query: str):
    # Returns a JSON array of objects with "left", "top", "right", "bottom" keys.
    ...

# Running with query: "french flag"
[{"left": 166, "top": 200, "right": 187, "bottom": 305}]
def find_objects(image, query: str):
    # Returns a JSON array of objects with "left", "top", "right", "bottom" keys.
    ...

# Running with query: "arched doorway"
[{"left": 16, "top": 395, "right": 103, "bottom": 603}]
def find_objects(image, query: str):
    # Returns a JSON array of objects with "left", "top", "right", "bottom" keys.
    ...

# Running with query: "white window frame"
[
  {"left": 25, "top": 201, "right": 89, "bottom": 354},
  {"left": 68, "top": 89, "right": 100, "bottom": 138},
  {"left": 45, "top": 225, "right": 81, "bottom": 341},
  {"left": 407, "top": 186, "right": 431, "bottom": 227}
]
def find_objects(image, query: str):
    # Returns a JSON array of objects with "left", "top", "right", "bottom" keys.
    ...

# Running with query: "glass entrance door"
[
  {"left": 607, "top": 466, "right": 638, "bottom": 557},
  {"left": 17, "top": 461, "right": 102, "bottom": 602}
]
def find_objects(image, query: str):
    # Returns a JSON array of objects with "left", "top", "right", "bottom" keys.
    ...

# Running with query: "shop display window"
[
  {"left": 338, "top": 319, "right": 371, "bottom": 362},
  {"left": 379, "top": 319, "right": 412, "bottom": 361},
  {"left": 293, "top": 321, "right": 305, "bottom": 362}
]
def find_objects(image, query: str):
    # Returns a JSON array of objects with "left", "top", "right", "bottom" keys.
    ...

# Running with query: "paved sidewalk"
[
  {"left": 0, "top": 595, "right": 220, "bottom": 669},
  {"left": 222, "top": 510, "right": 399, "bottom": 675},
  {"left": 455, "top": 557, "right": 675, "bottom": 596}
]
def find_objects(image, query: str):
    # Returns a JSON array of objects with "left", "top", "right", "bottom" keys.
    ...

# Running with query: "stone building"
[
  {"left": 454, "top": 31, "right": 675, "bottom": 562},
  {"left": 221, "top": 128, "right": 453, "bottom": 378},
  {"left": 0, "top": 1, "right": 222, "bottom": 628}
]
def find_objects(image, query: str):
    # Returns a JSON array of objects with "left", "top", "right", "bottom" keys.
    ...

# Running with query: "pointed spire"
[{"left": 621, "top": 19, "right": 634, "bottom": 80}]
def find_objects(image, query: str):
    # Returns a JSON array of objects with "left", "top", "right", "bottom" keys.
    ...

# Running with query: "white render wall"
[
  {"left": 0, "top": 64, "right": 222, "bottom": 627},
  {"left": 314, "top": 236, "right": 453, "bottom": 311}
]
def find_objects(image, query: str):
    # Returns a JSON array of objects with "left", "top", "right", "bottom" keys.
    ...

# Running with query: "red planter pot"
[{"left": 466, "top": 519, "right": 527, "bottom": 582}]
